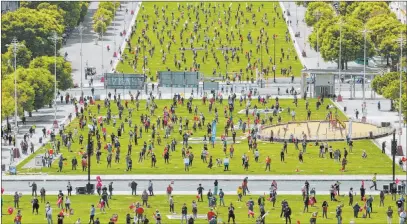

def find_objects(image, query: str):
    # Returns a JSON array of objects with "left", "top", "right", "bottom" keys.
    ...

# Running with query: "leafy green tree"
[
  {"left": 29, "top": 56, "right": 73, "bottom": 91},
  {"left": 372, "top": 72, "right": 406, "bottom": 111},
  {"left": 56, "top": 2, "right": 82, "bottom": 27},
  {"left": 367, "top": 15, "right": 406, "bottom": 66},
  {"left": 1, "top": 7, "right": 64, "bottom": 57},
  {"left": 93, "top": 8, "right": 113, "bottom": 27},
  {"left": 309, "top": 17, "right": 374, "bottom": 69},
  {"left": 16, "top": 68, "right": 55, "bottom": 111},
  {"left": 79, "top": 2, "right": 90, "bottom": 23},
  {"left": 304, "top": 2, "right": 334, "bottom": 27},
  {"left": 37, "top": 3, "right": 66, "bottom": 27},
  {"left": 1, "top": 43, "right": 32, "bottom": 78},
  {"left": 93, "top": 20, "right": 108, "bottom": 36},
  {"left": 349, "top": 2, "right": 390, "bottom": 23},
  {"left": 2, "top": 73, "right": 35, "bottom": 117}
]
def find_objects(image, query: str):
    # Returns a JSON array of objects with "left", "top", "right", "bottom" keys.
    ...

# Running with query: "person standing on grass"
[
  {"left": 352, "top": 203, "right": 360, "bottom": 218},
  {"left": 284, "top": 204, "right": 292, "bottom": 224},
  {"left": 166, "top": 184, "right": 173, "bottom": 201},
  {"left": 181, "top": 203, "right": 188, "bottom": 224},
  {"left": 303, "top": 196, "right": 309, "bottom": 213},
  {"left": 89, "top": 205, "right": 95, "bottom": 224},
  {"left": 29, "top": 182, "right": 37, "bottom": 197},
  {"left": 380, "top": 190, "right": 385, "bottom": 207},
  {"left": 321, "top": 200, "right": 328, "bottom": 218},
  {"left": 46, "top": 204, "right": 53, "bottom": 224},
  {"left": 197, "top": 184, "right": 204, "bottom": 202},
  {"left": 228, "top": 203, "right": 236, "bottom": 224},
  {"left": 169, "top": 196, "right": 175, "bottom": 213},
  {"left": 142, "top": 190, "right": 148, "bottom": 206},
  {"left": 386, "top": 206, "right": 393, "bottom": 224},
  {"left": 32, "top": 196, "right": 39, "bottom": 214},
  {"left": 349, "top": 188, "right": 354, "bottom": 206}
]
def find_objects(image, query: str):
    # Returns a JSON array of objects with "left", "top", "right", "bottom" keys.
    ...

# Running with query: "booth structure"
[{"left": 300, "top": 67, "right": 385, "bottom": 98}]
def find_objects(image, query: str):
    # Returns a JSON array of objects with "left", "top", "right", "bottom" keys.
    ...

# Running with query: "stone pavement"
[
  {"left": 3, "top": 174, "right": 405, "bottom": 181},
  {"left": 334, "top": 98, "right": 407, "bottom": 171},
  {"left": 1, "top": 101, "right": 75, "bottom": 172},
  {"left": 61, "top": 1, "right": 140, "bottom": 88}
]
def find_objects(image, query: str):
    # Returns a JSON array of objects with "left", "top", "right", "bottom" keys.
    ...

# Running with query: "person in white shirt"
[
  {"left": 45, "top": 205, "right": 52, "bottom": 224},
  {"left": 75, "top": 218, "right": 81, "bottom": 224}
]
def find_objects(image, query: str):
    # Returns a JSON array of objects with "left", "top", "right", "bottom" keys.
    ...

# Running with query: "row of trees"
[
  {"left": 302, "top": 2, "right": 406, "bottom": 70},
  {"left": 1, "top": 2, "right": 89, "bottom": 120},
  {"left": 371, "top": 72, "right": 406, "bottom": 117},
  {"left": 93, "top": 2, "right": 120, "bottom": 36}
]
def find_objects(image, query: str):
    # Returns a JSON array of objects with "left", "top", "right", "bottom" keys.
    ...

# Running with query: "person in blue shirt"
[{"left": 89, "top": 205, "right": 95, "bottom": 224}]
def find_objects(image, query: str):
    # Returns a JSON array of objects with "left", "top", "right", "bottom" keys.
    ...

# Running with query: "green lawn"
[
  {"left": 16, "top": 98, "right": 402, "bottom": 175},
  {"left": 116, "top": 2, "right": 303, "bottom": 79},
  {"left": 1, "top": 194, "right": 402, "bottom": 224}
]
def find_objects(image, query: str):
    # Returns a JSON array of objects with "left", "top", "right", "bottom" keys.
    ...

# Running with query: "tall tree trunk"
[{"left": 390, "top": 99, "right": 395, "bottom": 111}]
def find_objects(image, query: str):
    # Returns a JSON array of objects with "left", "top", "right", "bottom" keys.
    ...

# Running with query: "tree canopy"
[
  {"left": 1, "top": 7, "right": 64, "bottom": 57},
  {"left": 29, "top": 56, "right": 73, "bottom": 91},
  {"left": 372, "top": 72, "right": 406, "bottom": 114}
]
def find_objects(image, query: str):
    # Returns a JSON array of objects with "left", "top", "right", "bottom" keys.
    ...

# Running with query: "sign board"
[
  {"left": 105, "top": 73, "right": 145, "bottom": 89},
  {"left": 35, "top": 156, "right": 43, "bottom": 167},
  {"left": 158, "top": 71, "right": 199, "bottom": 88},
  {"left": 203, "top": 82, "right": 219, "bottom": 90}
]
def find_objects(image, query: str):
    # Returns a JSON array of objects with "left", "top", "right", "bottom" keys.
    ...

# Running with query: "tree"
[
  {"left": 349, "top": 2, "right": 390, "bottom": 24},
  {"left": 367, "top": 15, "right": 406, "bottom": 66},
  {"left": 56, "top": 2, "right": 81, "bottom": 27},
  {"left": 29, "top": 56, "right": 73, "bottom": 91},
  {"left": 93, "top": 20, "right": 108, "bottom": 37},
  {"left": 93, "top": 8, "right": 113, "bottom": 28},
  {"left": 2, "top": 74, "right": 35, "bottom": 118},
  {"left": 304, "top": 2, "right": 334, "bottom": 27},
  {"left": 16, "top": 68, "right": 55, "bottom": 111},
  {"left": 309, "top": 17, "right": 374, "bottom": 69},
  {"left": 1, "top": 7, "right": 64, "bottom": 57},
  {"left": 372, "top": 72, "right": 406, "bottom": 111},
  {"left": 79, "top": 2, "right": 90, "bottom": 23},
  {"left": 37, "top": 3, "right": 66, "bottom": 27},
  {"left": 1, "top": 43, "right": 32, "bottom": 79}
]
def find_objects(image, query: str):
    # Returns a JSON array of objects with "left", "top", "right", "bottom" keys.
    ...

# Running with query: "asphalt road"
[{"left": 2, "top": 180, "right": 393, "bottom": 195}]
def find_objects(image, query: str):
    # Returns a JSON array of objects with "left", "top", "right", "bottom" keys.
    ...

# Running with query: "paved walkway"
[
  {"left": 3, "top": 174, "right": 405, "bottom": 181},
  {"left": 1, "top": 101, "right": 74, "bottom": 172},
  {"left": 334, "top": 98, "right": 407, "bottom": 171},
  {"left": 62, "top": 1, "right": 139, "bottom": 88}
]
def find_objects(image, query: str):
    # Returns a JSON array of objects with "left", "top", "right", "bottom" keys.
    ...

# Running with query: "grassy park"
[
  {"left": 1, "top": 194, "right": 402, "bottom": 224},
  {"left": 116, "top": 2, "right": 303, "bottom": 79},
  {"left": 15, "top": 98, "right": 403, "bottom": 175}
]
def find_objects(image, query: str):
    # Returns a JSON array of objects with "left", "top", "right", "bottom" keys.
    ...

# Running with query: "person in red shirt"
[
  {"left": 207, "top": 208, "right": 216, "bottom": 221},
  {"left": 166, "top": 184, "right": 173, "bottom": 201}
]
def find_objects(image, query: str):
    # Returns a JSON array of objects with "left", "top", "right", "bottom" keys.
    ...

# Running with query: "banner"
[{"left": 212, "top": 120, "right": 217, "bottom": 143}]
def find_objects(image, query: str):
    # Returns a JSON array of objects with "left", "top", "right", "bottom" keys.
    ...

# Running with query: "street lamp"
[
  {"left": 337, "top": 18, "right": 345, "bottom": 102},
  {"left": 273, "top": 34, "right": 277, "bottom": 83},
  {"left": 395, "top": 31, "right": 406, "bottom": 161},
  {"left": 48, "top": 31, "right": 62, "bottom": 130},
  {"left": 6, "top": 37, "right": 24, "bottom": 150},
  {"left": 97, "top": 17, "right": 107, "bottom": 96},
  {"left": 360, "top": 25, "right": 371, "bottom": 121},
  {"left": 113, "top": 6, "right": 117, "bottom": 57},
  {"left": 78, "top": 23, "right": 85, "bottom": 99},
  {"left": 313, "top": 11, "right": 322, "bottom": 68}
]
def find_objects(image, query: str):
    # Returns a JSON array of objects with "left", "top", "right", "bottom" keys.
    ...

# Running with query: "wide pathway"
[
  {"left": 335, "top": 98, "right": 407, "bottom": 171},
  {"left": 61, "top": 1, "right": 140, "bottom": 88}
]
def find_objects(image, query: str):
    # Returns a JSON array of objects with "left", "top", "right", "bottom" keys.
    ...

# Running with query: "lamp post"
[
  {"left": 273, "top": 34, "right": 277, "bottom": 83},
  {"left": 313, "top": 11, "right": 322, "bottom": 68},
  {"left": 6, "top": 38, "right": 23, "bottom": 151},
  {"left": 48, "top": 32, "right": 62, "bottom": 130},
  {"left": 78, "top": 23, "right": 85, "bottom": 98},
  {"left": 337, "top": 18, "right": 345, "bottom": 102},
  {"left": 360, "top": 25, "right": 371, "bottom": 120},
  {"left": 97, "top": 17, "right": 107, "bottom": 97},
  {"left": 395, "top": 31, "right": 405, "bottom": 160},
  {"left": 113, "top": 6, "right": 117, "bottom": 57}
]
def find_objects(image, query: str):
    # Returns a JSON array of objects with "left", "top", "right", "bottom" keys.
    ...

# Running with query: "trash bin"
[
  {"left": 9, "top": 166, "right": 17, "bottom": 175},
  {"left": 344, "top": 106, "right": 347, "bottom": 112},
  {"left": 39, "top": 137, "right": 43, "bottom": 144},
  {"left": 369, "top": 131, "right": 373, "bottom": 139}
]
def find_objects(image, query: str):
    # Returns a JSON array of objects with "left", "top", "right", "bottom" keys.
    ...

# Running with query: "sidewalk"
[
  {"left": 334, "top": 98, "right": 407, "bottom": 171},
  {"left": 0, "top": 190, "right": 383, "bottom": 196},
  {"left": 1, "top": 102, "right": 75, "bottom": 172},
  {"left": 62, "top": 1, "right": 139, "bottom": 88},
  {"left": 3, "top": 174, "right": 405, "bottom": 181}
]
